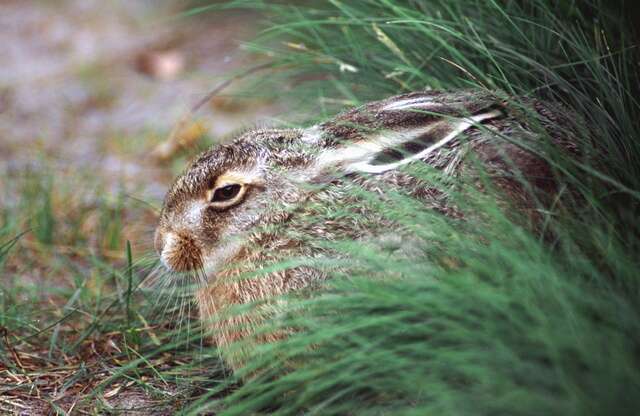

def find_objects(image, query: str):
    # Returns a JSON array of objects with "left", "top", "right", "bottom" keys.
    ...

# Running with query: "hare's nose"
[{"left": 154, "top": 229, "right": 165, "bottom": 256}]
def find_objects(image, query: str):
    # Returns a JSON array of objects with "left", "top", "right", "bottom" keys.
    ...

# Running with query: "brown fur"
[{"left": 155, "top": 89, "right": 580, "bottom": 370}]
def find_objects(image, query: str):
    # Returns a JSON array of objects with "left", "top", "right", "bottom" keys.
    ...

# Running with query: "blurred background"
[
  {"left": 1, "top": 1, "right": 639, "bottom": 414},
  {"left": 0, "top": 0, "right": 279, "bottom": 269}
]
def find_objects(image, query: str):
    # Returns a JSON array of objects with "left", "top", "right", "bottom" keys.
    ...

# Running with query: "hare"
[{"left": 155, "top": 89, "right": 578, "bottom": 369}]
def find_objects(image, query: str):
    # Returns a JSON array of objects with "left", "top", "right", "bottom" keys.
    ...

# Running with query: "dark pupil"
[{"left": 213, "top": 184, "right": 241, "bottom": 202}]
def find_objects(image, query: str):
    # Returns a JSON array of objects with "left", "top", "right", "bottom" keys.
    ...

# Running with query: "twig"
[
  {"left": 164, "top": 61, "right": 276, "bottom": 146},
  {"left": 1, "top": 326, "right": 25, "bottom": 369}
]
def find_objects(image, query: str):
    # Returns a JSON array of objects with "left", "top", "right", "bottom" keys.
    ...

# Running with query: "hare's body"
[{"left": 156, "top": 90, "right": 579, "bottom": 368}]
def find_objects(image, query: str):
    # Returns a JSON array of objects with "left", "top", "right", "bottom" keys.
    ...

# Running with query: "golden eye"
[{"left": 212, "top": 184, "right": 241, "bottom": 202}]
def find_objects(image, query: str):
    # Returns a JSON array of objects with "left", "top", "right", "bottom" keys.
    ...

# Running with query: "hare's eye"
[
  {"left": 206, "top": 174, "right": 250, "bottom": 209},
  {"left": 211, "top": 184, "right": 242, "bottom": 202}
]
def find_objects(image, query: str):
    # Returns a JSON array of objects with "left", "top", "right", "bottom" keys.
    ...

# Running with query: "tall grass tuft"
[
  {"left": 169, "top": 0, "right": 640, "bottom": 414},
  {"left": 21, "top": 169, "right": 56, "bottom": 245}
]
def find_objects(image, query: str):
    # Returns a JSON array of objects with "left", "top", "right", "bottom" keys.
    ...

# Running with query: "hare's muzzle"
[{"left": 155, "top": 228, "right": 204, "bottom": 272}]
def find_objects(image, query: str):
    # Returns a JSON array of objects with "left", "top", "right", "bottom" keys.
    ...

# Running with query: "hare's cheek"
[{"left": 201, "top": 212, "right": 227, "bottom": 240}]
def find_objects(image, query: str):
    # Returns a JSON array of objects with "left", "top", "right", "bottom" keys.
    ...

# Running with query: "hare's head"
[
  {"left": 155, "top": 129, "right": 311, "bottom": 274},
  {"left": 155, "top": 90, "right": 505, "bottom": 277}
]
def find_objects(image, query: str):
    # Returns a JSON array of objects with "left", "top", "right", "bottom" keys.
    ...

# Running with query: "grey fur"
[{"left": 155, "top": 89, "right": 580, "bottom": 369}]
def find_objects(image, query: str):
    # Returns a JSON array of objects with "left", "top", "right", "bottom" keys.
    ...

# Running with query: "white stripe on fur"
[
  {"left": 381, "top": 96, "right": 437, "bottom": 111},
  {"left": 317, "top": 109, "right": 502, "bottom": 174}
]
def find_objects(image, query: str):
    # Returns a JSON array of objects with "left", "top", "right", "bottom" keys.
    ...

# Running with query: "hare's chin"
[{"left": 159, "top": 255, "right": 172, "bottom": 271}]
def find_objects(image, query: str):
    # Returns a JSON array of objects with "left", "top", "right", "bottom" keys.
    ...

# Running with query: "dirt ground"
[
  {"left": 0, "top": 1, "right": 276, "bottom": 413},
  {"left": 0, "top": 0, "right": 277, "bottom": 198}
]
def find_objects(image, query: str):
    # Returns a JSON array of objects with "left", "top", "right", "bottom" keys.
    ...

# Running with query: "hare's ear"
[{"left": 309, "top": 92, "right": 504, "bottom": 175}]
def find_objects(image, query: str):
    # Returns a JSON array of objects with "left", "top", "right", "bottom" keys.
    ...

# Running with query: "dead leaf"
[
  {"left": 103, "top": 385, "right": 122, "bottom": 399},
  {"left": 135, "top": 50, "right": 185, "bottom": 81}
]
